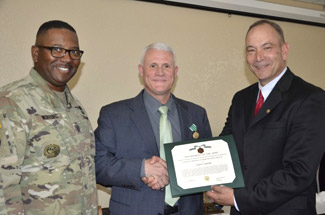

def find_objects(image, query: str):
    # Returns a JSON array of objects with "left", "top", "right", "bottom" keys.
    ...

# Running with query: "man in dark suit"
[
  {"left": 207, "top": 19, "right": 325, "bottom": 215},
  {"left": 95, "top": 42, "right": 212, "bottom": 215}
]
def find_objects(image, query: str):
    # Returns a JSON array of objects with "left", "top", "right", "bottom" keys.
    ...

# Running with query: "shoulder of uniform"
[
  {"left": 0, "top": 76, "right": 36, "bottom": 111},
  {"left": 0, "top": 76, "right": 36, "bottom": 99}
]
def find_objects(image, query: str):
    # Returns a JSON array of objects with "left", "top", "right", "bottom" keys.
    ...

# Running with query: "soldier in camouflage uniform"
[{"left": 0, "top": 20, "right": 98, "bottom": 215}]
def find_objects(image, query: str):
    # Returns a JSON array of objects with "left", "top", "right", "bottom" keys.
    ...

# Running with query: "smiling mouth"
[
  {"left": 57, "top": 66, "right": 71, "bottom": 72},
  {"left": 255, "top": 64, "right": 268, "bottom": 70},
  {"left": 153, "top": 78, "right": 167, "bottom": 82}
]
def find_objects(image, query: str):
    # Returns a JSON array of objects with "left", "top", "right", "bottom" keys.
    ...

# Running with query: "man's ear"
[
  {"left": 282, "top": 42, "right": 289, "bottom": 61},
  {"left": 174, "top": 66, "right": 178, "bottom": 77},
  {"left": 138, "top": 64, "right": 144, "bottom": 77},
  {"left": 31, "top": 45, "right": 39, "bottom": 63}
]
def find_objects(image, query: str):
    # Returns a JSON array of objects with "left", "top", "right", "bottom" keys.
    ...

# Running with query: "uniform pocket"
[{"left": 26, "top": 114, "right": 71, "bottom": 170}]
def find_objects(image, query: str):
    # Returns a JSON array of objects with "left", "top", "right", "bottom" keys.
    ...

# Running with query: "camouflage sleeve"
[{"left": 0, "top": 97, "right": 27, "bottom": 214}]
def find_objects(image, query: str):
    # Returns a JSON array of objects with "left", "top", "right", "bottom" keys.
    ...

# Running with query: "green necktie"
[{"left": 158, "top": 106, "right": 179, "bottom": 206}]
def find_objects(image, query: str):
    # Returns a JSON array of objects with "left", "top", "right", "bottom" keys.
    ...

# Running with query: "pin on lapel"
[
  {"left": 266, "top": 109, "right": 271, "bottom": 114},
  {"left": 189, "top": 124, "right": 199, "bottom": 139}
]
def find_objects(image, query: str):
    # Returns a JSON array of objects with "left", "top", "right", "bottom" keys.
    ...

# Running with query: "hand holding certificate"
[{"left": 164, "top": 135, "right": 244, "bottom": 197}]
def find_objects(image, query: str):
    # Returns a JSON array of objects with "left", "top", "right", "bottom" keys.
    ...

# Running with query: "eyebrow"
[
  {"left": 246, "top": 42, "right": 274, "bottom": 49},
  {"left": 52, "top": 44, "right": 80, "bottom": 49},
  {"left": 262, "top": 42, "right": 274, "bottom": 46}
]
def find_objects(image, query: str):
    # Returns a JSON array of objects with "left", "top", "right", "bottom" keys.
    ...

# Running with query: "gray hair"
[
  {"left": 246, "top": 19, "right": 285, "bottom": 44},
  {"left": 140, "top": 42, "right": 177, "bottom": 66}
]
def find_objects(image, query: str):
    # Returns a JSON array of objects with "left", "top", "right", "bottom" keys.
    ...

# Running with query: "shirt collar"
[
  {"left": 259, "top": 67, "right": 287, "bottom": 101},
  {"left": 30, "top": 68, "right": 49, "bottom": 87},
  {"left": 143, "top": 90, "right": 175, "bottom": 115}
]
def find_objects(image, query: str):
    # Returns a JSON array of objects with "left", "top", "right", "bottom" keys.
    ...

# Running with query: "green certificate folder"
[{"left": 164, "top": 135, "right": 244, "bottom": 197}]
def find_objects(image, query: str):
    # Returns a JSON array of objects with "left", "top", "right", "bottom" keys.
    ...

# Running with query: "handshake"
[{"left": 141, "top": 156, "right": 169, "bottom": 190}]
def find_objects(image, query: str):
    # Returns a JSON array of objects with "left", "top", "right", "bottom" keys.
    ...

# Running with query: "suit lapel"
[
  {"left": 130, "top": 91, "right": 159, "bottom": 155},
  {"left": 174, "top": 96, "right": 193, "bottom": 141},
  {"left": 250, "top": 68, "right": 294, "bottom": 127},
  {"left": 252, "top": 89, "right": 282, "bottom": 125},
  {"left": 245, "top": 84, "right": 259, "bottom": 128}
]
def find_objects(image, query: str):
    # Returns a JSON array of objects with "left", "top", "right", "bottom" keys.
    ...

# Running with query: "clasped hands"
[
  {"left": 141, "top": 155, "right": 236, "bottom": 205},
  {"left": 141, "top": 156, "right": 169, "bottom": 190}
]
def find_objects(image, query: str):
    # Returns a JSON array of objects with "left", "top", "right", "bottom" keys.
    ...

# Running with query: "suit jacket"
[
  {"left": 95, "top": 90, "right": 212, "bottom": 215},
  {"left": 221, "top": 68, "right": 325, "bottom": 215}
]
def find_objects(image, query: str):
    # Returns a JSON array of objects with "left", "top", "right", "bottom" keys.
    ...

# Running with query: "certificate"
[{"left": 164, "top": 135, "right": 244, "bottom": 197}]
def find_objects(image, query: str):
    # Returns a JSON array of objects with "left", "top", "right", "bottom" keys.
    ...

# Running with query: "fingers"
[
  {"left": 144, "top": 157, "right": 168, "bottom": 178},
  {"left": 142, "top": 176, "right": 160, "bottom": 190},
  {"left": 142, "top": 176, "right": 168, "bottom": 190},
  {"left": 149, "top": 156, "right": 167, "bottom": 168},
  {"left": 211, "top": 185, "right": 222, "bottom": 193},
  {"left": 206, "top": 188, "right": 219, "bottom": 202},
  {"left": 144, "top": 156, "right": 169, "bottom": 190},
  {"left": 158, "top": 174, "right": 169, "bottom": 188},
  {"left": 206, "top": 186, "right": 218, "bottom": 202},
  {"left": 157, "top": 158, "right": 167, "bottom": 168},
  {"left": 206, "top": 185, "right": 234, "bottom": 206}
]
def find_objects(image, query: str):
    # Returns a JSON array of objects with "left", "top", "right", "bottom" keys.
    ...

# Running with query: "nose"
[
  {"left": 156, "top": 66, "right": 164, "bottom": 76},
  {"left": 256, "top": 49, "right": 264, "bottom": 61},
  {"left": 60, "top": 50, "right": 73, "bottom": 62}
]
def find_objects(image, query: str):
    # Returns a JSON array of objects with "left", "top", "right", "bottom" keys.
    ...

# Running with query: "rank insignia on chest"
[
  {"left": 41, "top": 114, "right": 59, "bottom": 120},
  {"left": 43, "top": 144, "right": 60, "bottom": 158}
]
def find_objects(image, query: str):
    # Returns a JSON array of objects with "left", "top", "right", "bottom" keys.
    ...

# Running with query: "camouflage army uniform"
[{"left": 0, "top": 68, "right": 98, "bottom": 215}]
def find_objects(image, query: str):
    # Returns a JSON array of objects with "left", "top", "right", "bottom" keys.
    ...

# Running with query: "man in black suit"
[{"left": 207, "top": 19, "right": 325, "bottom": 215}]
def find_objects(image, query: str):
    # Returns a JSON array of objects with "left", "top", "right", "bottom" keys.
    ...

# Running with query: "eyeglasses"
[{"left": 37, "top": 46, "right": 84, "bottom": 60}]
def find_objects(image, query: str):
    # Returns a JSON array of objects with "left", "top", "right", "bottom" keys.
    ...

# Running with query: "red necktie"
[{"left": 254, "top": 90, "right": 264, "bottom": 117}]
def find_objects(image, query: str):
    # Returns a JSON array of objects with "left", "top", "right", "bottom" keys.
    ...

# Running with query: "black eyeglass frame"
[{"left": 36, "top": 45, "right": 84, "bottom": 60}]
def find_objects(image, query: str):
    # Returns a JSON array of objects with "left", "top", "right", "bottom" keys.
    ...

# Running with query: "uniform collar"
[{"left": 29, "top": 68, "right": 68, "bottom": 93}]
